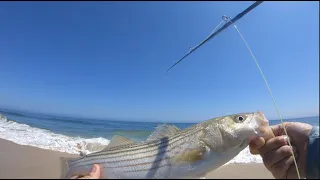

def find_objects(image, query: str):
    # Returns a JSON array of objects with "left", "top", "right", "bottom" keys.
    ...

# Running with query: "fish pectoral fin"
[
  {"left": 199, "top": 138, "right": 215, "bottom": 152},
  {"left": 172, "top": 146, "right": 206, "bottom": 164},
  {"left": 104, "top": 135, "right": 134, "bottom": 149},
  {"left": 146, "top": 124, "right": 181, "bottom": 142}
]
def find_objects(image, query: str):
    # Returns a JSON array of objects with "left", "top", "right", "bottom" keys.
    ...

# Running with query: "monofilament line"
[{"left": 225, "top": 17, "right": 301, "bottom": 179}]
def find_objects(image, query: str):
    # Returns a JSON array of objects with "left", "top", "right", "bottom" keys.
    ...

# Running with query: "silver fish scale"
[
  {"left": 68, "top": 128, "right": 203, "bottom": 168},
  {"left": 69, "top": 130, "right": 202, "bottom": 169}
]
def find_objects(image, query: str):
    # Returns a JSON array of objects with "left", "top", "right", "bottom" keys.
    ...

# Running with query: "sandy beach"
[{"left": 0, "top": 139, "right": 273, "bottom": 179}]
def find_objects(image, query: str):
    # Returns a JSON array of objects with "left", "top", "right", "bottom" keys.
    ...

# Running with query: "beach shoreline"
[{"left": 0, "top": 138, "right": 273, "bottom": 179}]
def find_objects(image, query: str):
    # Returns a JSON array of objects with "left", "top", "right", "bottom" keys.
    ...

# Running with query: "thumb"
[
  {"left": 249, "top": 137, "right": 265, "bottom": 155},
  {"left": 73, "top": 164, "right": 101, "bottom": 179},
  {"left": 88, "top": 164, "right": 101, "bottom": 179},
  {"left": 270, "top": 123, "right": 288, "bottom": 137},
  {"left": 249, "top": 124, "right": 276, "bottom": 155}
]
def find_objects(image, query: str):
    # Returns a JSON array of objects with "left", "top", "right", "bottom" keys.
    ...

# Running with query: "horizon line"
[{"left": 0, "top": 107, "right": 318, "bottom": 124}]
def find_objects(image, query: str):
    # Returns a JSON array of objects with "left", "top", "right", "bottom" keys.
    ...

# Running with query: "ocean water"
[{"left": 0, "top": 109, "right": 318, "bottom": 164}]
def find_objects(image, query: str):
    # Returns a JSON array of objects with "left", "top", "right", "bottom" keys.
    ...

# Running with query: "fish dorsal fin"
[
  {"left": 146, "top": 124, "right": 181, "bottom": 142},
  {"left": 105, "top": 135, "right": 134, "bottom": 149}
]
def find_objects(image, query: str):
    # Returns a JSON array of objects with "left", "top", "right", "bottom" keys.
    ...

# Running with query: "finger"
[
  {"left": 258, "top": 135, "right": 288, "bottom": 155},
  {"left": 269, "top": 152, "right": 297, "bottom": 179},
  {"left": 270, "top": 124, "right": 282, "bottom": 137},
  {"left": 286, "top": 156, "right": 301, "bottom": 179},
  {"left": 270, "top": 123, "right": 289, "bottom": 137},
  {"left": 250, "top": 122, "right": 276, "bottom": 155},
  {"left": 262, "top": 145, "right": 296, "bottom": 171},
  {"left": 259, "top": 126, "right": 276, "bottom": 142},
  {"left": 249, "top": 137, "right": 265, "bottom": 155},
  {"left": 88, "top": 164, "right": 101, "bottom": 179},
  {"left": 73, "top": 164, "right": 101, "bottom": 179}
]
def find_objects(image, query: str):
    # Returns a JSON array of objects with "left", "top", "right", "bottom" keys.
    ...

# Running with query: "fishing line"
[{"left": 223, "top": 16, "right": 301, "bottom": 179}]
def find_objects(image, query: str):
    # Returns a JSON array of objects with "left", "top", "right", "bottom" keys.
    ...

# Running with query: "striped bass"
[{"left": 61, "top": 111, "right": 271, "bottom": 179}]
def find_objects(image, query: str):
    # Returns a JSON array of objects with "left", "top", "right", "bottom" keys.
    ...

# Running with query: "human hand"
[
  {"left": 249, "top": 122, "right": 313, "bottom": 179},
  {"left": 71, "top": 164, "right": 101, "bottom": 179}
]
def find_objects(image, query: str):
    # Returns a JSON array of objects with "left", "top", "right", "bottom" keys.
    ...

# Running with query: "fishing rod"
[{"left": 164, "top": 1, "right": 264, "bottom": 73}]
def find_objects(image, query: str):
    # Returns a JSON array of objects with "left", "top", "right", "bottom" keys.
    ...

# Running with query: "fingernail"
[
  {"left": 283, "top": 135, "right": 289, "bottom": 144},
  {"left": 92, "top": 165, "right": 97, "bottom": 173}
]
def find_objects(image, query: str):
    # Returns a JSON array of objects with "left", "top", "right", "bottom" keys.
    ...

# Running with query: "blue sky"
[{"left": 0, "top": 1, "right": 318, "bottom": 122}]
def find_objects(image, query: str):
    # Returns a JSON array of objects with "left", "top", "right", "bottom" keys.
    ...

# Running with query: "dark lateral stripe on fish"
[
  {"left": 68, "top": 130, "right": 201, "bottom": 168},
  {"left": 71, "top": 148, "right": 168, "bottom": 168},
  {"left": 102, "top": 156, "right": 172, "bottom": 169},
  {"left": 70, "top": 142, "right": 184, "bottom": 169},
  {"left": 122, "top": 163, "right": 171, "bottom": 173},
  {"left": 68, "top": 128, "right": 202, "bottom": 166}
]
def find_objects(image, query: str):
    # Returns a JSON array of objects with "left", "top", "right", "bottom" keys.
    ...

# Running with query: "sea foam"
[{"left": 0, "top": 115, "right": 110, "bottom": 154}]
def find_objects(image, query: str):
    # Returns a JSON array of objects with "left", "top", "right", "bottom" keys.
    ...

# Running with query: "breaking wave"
[{"left": 0, "top": 114, "right": 110, "bottom": 155}]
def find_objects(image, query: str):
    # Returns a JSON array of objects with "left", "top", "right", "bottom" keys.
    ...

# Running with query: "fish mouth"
[
  {"left": 235, "top": 112, "right": 268, "bottom": 150},
  {"left": 250, "top": 111, "right": 269, "bottom": 139},
  {"left": 255, "top": 111, "right": 269, "bottom": 125},
  {"left": 236, "top": 111, "right": 270, "bottom": 141}
]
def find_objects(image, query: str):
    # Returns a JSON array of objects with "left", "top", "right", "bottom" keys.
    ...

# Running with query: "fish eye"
[{"left": 237, "top": 116, "right": 244, "bottom": 122}]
